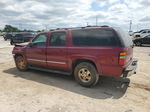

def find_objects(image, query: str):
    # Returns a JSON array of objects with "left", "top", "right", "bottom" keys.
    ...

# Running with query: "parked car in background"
[
  {"left": 3, "top": 33, "right": 13, "bottom": 40},
  {"left": 133, "top": 35, "right": 150, "bottom": 46},
  {"left": 129, "top": 31, "right": 134, "bottom": 36},
  {"left": 0, "top": 32, "right": 4, "bottom": 36},
  {"left": 133, "top": 29, "right": 150, "bottom": 38},
  {"left": 12, "top": 26, "right": 137, "bottom": 87},
  {"left": 10, "top": 33, "right": 35, "bottom": 45}
]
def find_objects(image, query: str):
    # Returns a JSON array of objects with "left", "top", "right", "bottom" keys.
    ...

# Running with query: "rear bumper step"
[{"left": 123, "top": 58, "right": 138, "bottom": 77}]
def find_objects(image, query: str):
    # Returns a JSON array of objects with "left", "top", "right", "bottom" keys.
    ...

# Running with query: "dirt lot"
[{"left": 0, "top": 37, "right": 150, "bottom": 112}]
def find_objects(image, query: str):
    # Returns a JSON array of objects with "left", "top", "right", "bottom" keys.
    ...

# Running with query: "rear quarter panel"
[{"left": 68, "top": 46, "right": 127, "bottom": 77}]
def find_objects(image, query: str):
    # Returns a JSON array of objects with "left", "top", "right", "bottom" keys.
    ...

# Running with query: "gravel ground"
[{"left": 0, "top": 37, "right": 150, "bottom": 112}]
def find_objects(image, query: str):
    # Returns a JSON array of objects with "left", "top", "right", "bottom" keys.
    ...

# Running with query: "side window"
[
  {"left": 32, "top": 33, "right": 48, "bottom": 46},
  {"left": 15, "top": 34, "right": 23, "bottom": 39},
  {"left": 145, "top": 35, "right": 150, "bottom": 38},
  {"left": 142, "top": 31, "right": 146, "bottom": 34},
  {"left": 50, "top": 32, "right": 66, "bottom": 46},
  {"left": 71, "top": 29, "right": 118, "bottom": 46}
]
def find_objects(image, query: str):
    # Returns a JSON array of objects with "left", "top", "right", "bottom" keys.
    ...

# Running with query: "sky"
[{"left": 0, "top": 0, "right": 150, "bottom": 31}]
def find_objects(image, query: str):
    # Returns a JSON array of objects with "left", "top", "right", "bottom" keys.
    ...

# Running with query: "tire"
[
  {"left": 4, "top": 38, "right": 7, "bottom": 41},
  {"left": 136, "top": 41, "right": 142, "bottom": 46},
  {"left": 15, "top": 56, "right": 29, "bottom": 71},
  {"left": 74, "top": 62, "right": 99, "bottom": 87},
  {"left": 10, "top": 40, "right": 14, "bottom": 45}
]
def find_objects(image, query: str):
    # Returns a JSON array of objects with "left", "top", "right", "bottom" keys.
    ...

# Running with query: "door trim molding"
[
  {"left": 27, "top": 59, "right": 46, "bottom": 62},
  {"left": 47, "top": 60, "right": 66, "bottom": 65},
  {"left": 27, "top": 58, "right": 66, "bottom": 65}
]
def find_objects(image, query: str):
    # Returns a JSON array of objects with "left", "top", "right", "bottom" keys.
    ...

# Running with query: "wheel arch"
[
  {"left": 14, "top": 53, "right": 23, "bottom": 59},
  {"left": 71, "top": 58, "right": 102, "bottom": 75}
]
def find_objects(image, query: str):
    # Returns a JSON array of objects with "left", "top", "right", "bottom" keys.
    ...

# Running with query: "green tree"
[{"left": 3, "top": 25, "right": 20, "bottom": 32}]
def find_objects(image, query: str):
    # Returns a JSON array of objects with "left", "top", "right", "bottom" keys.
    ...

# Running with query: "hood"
[
  {"left": 15, "top": 42, "right": 29, "bottom": 47},
  {"left": 133, "top": 37, "right": 142, "bottom": 40}
]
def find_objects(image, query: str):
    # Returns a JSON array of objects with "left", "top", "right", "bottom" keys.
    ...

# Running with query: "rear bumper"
[{"left": 123, "top": 58, "right": 138, "bottom": 77}]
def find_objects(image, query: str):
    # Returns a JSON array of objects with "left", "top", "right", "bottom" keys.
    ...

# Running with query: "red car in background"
[
  {"left": 10, "top": 32, "right": 35, "bottom": 45},
  {"left": 12, "top": 26, "right": 138, "bottom": 87}
]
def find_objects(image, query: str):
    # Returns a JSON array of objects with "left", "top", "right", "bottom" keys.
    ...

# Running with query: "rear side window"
[
  {"left": 114, "top": 28, "right": 133, "bottom": 47},
  {"left": 50, "top": 32, "right": 66, "bottom": 46},
  {"left": 71, "top": 29, "right": 119, "bottom": 46}
]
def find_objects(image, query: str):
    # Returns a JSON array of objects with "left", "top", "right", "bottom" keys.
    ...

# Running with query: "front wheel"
[
  {"left": 135, "top": 42, "right": 142, "bottom": 46},
  {"left": 15, "top": 56, "right": 29, "bottom": 71},
  {"left": 10, "top": 40, "right": 14, "bottom": 45},
  {"left": 74, "top": 62, "right": 99, "bottom": 87}
]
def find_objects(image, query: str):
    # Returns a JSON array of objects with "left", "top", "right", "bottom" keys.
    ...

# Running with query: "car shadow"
[{"left": 3, "top": 67, "right": 130, "bottom": 99}]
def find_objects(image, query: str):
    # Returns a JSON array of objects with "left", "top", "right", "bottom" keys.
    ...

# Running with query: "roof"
[{"left": 48, "top": 25, "right": 112, "bottom": 32}]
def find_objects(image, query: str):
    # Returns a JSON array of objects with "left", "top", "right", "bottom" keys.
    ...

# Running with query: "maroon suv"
[{"left": 12, "top": 26, "right": 138, "bottom": 87}]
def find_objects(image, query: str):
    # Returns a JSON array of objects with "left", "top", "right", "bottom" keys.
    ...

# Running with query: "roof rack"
[
  {"left": 49, "top": 25, "right": 110, "bottom": 31},
  {"left": 100, "top": 25, "right": 109, "bottom": 27},
  {"left": 49, "top": 27, "right": 86, "bottom": 31}
]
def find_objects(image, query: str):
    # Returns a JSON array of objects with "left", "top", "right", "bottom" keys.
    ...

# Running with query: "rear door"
[
  {"left": 147, "top": 35, "right": 150, "bottom": 44},
  {"left": 46, "top": 31, "right": 68, "bottom": 71},
  {"left": 26, "top": 33, "right": 48, "bottom": 67}
]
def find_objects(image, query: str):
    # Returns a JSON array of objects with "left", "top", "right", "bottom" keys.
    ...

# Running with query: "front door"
[
  {"left": 142, "top": 35, "right": 150, "bottom": 44},
  {"left": 26, "top": 33, "right": 48, "bottom": 67},
  {"left": 46, "top": 31, "right": 68, "bottom": 71}
]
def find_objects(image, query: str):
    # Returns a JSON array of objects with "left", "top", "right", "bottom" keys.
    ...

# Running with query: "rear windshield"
[
  {"left": 23, "top": 34, "right": 33, "bottom": 38},
  {"left": 15, "top": 34, "right": 23, "bottom": 38},
  {"left": 71, "top": 28, "right": 119, "bottom": 46},
  {"left": 15, "top": 33, "right": 33, "bottom": 38},
  {"left": 114, "top": 28, "right": 133, "bottom": 47}
]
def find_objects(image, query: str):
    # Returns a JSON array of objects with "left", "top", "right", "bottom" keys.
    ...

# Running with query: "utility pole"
[
  {"left": 137, "top": 23, "right": 140, "bottom": 31},
  {"left": 19, "top": 23, "right": 22, "bottom": 30},
  {"left": 45, "top": 24, "right": 48, "bottom": 31},
  {"left": 96, "top": 16, "right": 98, "bottom": 26},
  {"left": 86, "top": 22, "right": 89, "bottom": 26},
  {"left": 129, "top": 20, "right": 132, "bottom": 31}
]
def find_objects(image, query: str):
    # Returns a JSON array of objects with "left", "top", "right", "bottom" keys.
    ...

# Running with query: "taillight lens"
[
  {"left": 119, "top": 52, "right": 126, "bottom": 65},
  {"left": 29, "top": 37, "right": 33, "bottom": 41}
]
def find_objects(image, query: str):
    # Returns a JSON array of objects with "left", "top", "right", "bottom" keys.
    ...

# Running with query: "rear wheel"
[
  {"left": 15, "top": 56, "right": 29, "bottom": 71},
  {"left": 74, "top": 62, "right": 99, "bottom": 87}
]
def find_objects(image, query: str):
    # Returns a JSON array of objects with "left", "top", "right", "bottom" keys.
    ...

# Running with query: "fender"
[
  {"left": 12, "top": 45, "right": 27, "bottom": 62},
  {"left": 68, "top": 54, "right": 103, "bottom": 75}
]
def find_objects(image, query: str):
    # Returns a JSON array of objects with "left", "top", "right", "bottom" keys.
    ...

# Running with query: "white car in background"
[{"left": 133, "top": 29, "right": 150, "bottom": 38}]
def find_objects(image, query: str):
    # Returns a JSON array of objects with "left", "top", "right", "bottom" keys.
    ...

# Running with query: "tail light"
[
  {"left": 119, "top": 52, "right": 127, "bottom": 65},
  {"left": 28, "top": 37, "right": 33, "bottom": 41}
]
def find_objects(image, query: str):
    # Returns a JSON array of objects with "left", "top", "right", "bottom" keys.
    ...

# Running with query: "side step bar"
[{"left": 29, "top": 66, "right": 71, "bottom": 75}]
